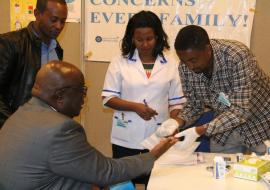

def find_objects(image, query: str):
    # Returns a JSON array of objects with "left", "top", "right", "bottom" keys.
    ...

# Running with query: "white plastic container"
[{"left": 213, "top": 156, "right": 226, "bottom": 179}]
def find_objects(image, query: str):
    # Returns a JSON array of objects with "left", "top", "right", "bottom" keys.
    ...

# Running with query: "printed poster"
[{"left": 85, "top": 0, "right": 256, "bottom": 62}]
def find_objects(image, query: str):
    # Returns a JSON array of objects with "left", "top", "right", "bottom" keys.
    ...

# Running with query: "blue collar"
[{"left": 127, "top": 49, "right": 167, "bottom": 64}]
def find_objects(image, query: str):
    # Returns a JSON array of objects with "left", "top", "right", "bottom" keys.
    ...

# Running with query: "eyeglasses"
[{"left": 55, "top": 85, "right": 88, "bottom": 96}]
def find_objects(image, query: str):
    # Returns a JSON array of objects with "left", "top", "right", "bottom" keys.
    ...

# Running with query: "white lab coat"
[{"left": 102, "top": 50, "right": 186, "bottom": 149}]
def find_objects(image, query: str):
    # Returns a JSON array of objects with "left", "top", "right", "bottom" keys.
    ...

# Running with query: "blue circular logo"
[{"left": 95, "top": 36, "right": 102, "bottom": 43}]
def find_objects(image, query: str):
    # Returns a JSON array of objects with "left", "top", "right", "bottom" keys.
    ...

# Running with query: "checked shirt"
[{"left": 178, "top": 39, "right": 270, "bottom": 147}]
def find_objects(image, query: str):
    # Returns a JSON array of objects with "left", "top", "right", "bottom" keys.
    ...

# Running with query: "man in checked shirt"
[{"left": 158, "top": 25, "right": 270, "bottom": 154}]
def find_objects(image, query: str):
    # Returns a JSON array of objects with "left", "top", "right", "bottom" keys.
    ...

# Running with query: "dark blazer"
[
  {"left": 0, "top": 97, "right": 155, "bottom": 190},
  {"left": 0, "top": 22, "right": 63, "bottom": 128}
]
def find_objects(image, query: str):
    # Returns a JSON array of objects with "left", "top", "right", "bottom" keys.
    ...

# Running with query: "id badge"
[
  {"left": 217, "top": 92, "right": 231, "bottom": 107},
  {"left": 116, "top": 112, "right": 129, "bottom": 128},
  {"left": 116, "top": 119, "right": 128, "bottom": 128}
]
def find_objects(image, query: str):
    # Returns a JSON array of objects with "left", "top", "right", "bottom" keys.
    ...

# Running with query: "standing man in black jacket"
[{"left": 0, "top": 0, "right": 68, "bottom": 128}]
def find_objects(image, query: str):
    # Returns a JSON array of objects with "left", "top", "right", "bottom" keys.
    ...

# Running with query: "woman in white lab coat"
[{"left": 102, "top": 10, "right": 185, "bottom": 188}]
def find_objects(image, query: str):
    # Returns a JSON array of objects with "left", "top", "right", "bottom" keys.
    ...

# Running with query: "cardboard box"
[{"left": 234, "top": 158, "right": 270, "bottom": 181}]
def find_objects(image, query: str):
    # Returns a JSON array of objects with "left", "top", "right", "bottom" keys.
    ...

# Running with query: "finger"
[
  {"left": 150, "top": 113, "right": 158, "bottom": 118},
  {"left": 139, "top": 115, "right": 145, "bottom": 120},
  {"left": 146, "top": 107, "right": 157, "bottom": 115},
  {"left": 144, "top": 114, "right": 152, "bottom": 120},
  {"left": 140, "top": 115, "right": 149, "bottom": 121},
  {"left": 168, "top": 139, "right": 178, "bottom": 146},
  {"left": 145, "top": 117, "right": 151, "bottom": 121}
]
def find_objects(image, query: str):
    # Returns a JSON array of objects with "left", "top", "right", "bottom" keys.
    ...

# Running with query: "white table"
[{"left": 147, "top": 153, "right": 268, "bottom": 190}]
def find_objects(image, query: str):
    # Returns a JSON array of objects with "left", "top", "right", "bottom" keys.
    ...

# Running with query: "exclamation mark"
[{"left": 243, "top": 15, "right": 248, "bottom": 27}]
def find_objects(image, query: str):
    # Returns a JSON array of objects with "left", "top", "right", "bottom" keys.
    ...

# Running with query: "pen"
[{"left": 143, "top": 99, "right": 156, "bottom": 121}]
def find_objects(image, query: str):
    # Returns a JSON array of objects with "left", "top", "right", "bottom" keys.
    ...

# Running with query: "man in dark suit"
[{"left": 0, "top": 61, "right": 177, "bottom": 190}]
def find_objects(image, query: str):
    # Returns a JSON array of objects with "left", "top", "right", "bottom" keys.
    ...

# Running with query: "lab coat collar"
[
  {"left": 127, "top": 49, "right": 168, "bottom": 78},
  {"left": 127, "top": 49, "right": 168, "bottom": 64}
]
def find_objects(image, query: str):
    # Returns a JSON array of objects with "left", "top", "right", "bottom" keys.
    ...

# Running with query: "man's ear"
[
  {"left": 203, "top": 44, "right": 212, "bottom": 60},
  {"left": 34, "top": 8, "right": 41, "bottom": 20},
  {"left": 205, "top": 44, "right": 211, "bottom": 55},
  {"left": 32, "top": 83, "right": 40, "bottom": 97}
]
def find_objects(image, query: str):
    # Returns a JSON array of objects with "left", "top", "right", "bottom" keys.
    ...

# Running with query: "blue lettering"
[
  {"left": 89, "top": 0, "right": 195, "bottom": 6},
  {"left": 145, "top": 0, "right": 156, "bottom": 6},
  {"left": 213, "top": 14, "right": 224, "bottom": 26},
  {"left": 228, "top": 15, "right": 241, "bottom": 27},
  {"left": 158, "top": 0, "right": 169, "bottom": 6},
  {"left": 160, "top": 13, "right": 170, "bottom": 24},
  {"left": 205, "top": 14, "right": 210, "bottom": 26},
  {"left": 128, "top": 13, "right": 135, "bottom": 20},
  {"left": 89, "top": 12, "right": 249, "bottom": 27},
  {"left": 116, "top": 13, "right": 125, "bottom": 24},
  {"left": 89, "top": 0, "right": 101, "bottom": 5},
  {"left": 104, "top": 0, "right": 116, "bottom": 5},
  {"left": 186, "top": 14, "right": 202, "bottom": 25},
  {"left": 119, "top": 0, "right": 128, "bottom": 5},
  {"left": 90, "top": 12, "right": 100, "bottom": 23},
  {"left": 102, "top": 12, "right": 113, "bottom": 22},
  {"left": 130, "top": 0, "right": 142, "bottom": 6},
  {"left": 171, "top": 14, "right": 182, "bottom": 25},
  {"left": 186, "top": 0, "right": 195, "bottom": 6},
  {"left": 130, "top": 0, "right": 142, "bottom": 5},
  {"left": 175, "top": 0, "right": 184, "bottom": 6}
]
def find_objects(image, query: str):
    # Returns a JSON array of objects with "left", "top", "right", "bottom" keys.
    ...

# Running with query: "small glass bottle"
[{"left": 213, "top": 156, "right": 226, "bottom": 179}]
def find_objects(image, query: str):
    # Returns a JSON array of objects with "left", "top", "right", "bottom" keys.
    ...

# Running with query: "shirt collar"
[
  {"left": 42, "top": 39, "right": 57, "bottom": 50},
  {"left": 128, "top": 49, "right": 167, "bottom": 64}
]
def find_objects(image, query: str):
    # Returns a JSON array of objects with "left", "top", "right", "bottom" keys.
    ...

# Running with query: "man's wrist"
[{"left": 196, "top": 125, "right": 207, "bottom": 136}]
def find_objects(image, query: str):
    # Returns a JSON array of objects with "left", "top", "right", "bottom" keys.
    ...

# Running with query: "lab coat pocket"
[{"left": 111, "top": 113, "right": 131, "bottom": 142}]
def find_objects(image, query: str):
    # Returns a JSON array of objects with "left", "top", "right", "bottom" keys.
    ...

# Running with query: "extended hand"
[
  {"left": 174, "top": 127, "right": 200, "bottom": 150},
  {"left": 150, "top": 137, "right": 178, "bottom": 159},
  {"left": 156, "top": 118, "right": 179, "bottom": 137}
]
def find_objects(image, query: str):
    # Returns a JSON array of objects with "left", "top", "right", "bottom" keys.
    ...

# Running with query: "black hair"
[
  {"left": 36, "top": 0, "right": 67, "bottom": 13},
  {"left": 174, "top": 25, "right": 210, "bottom": 51},
  {"left": 121, "top": 10, "right": 170, "bottom": 58}
]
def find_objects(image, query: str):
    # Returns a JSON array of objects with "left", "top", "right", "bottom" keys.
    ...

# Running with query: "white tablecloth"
[{"left": 147, "top": 153, "right": 268, "bottom": 190}]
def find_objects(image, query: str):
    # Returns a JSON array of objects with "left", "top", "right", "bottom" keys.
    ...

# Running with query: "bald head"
[{"left": 32, "top": 61, "right": 86, "bottom": 118}]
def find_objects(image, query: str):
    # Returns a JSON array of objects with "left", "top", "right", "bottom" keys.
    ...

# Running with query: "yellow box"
[{"left": 234, "top": 158, "right": 270, "bottom": 181}]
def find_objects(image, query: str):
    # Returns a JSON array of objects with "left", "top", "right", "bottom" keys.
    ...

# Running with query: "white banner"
[{"left": 85, "top": 0, "right": 256, "bottom": 62}]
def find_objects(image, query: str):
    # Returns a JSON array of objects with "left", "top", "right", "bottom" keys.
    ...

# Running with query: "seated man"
[{"left": 0, "top": 61, "right": 177, "bottom": 190}]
